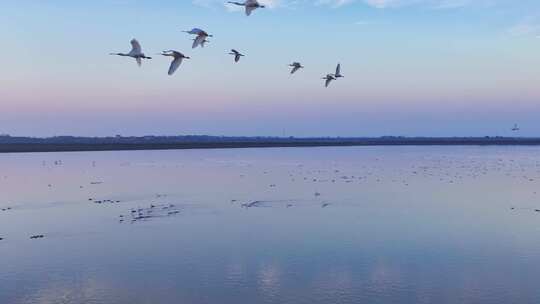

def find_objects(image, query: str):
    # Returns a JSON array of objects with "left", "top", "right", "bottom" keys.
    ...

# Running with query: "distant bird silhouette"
[
  {"left": 227, "top": 0, "right": 266, "bottom": 16},
  {"left": 512, "top": 124, "right": 520, "bottom": 132},
  {"left": 333, "top": 63, "right": 344, "bottom": 79},
  {"left": 289, "top": 62, "right": 304, "bottom": 74},
  {"left": 159, "top": 50, "right": 190, "bottom": 76},
  {"left": 322, "top": 74, "right": 335, "bottom": 87},
  {"left": 229, "top": 49, "right": 244, "bottom": 62},
  {"left": 182, "top": 28, "right": 213, "bottom": 49},
  {"left": 110, "top": 39, "right": 152, "bottom": 66}
]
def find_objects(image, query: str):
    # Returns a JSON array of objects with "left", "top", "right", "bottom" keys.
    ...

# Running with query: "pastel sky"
[{"left": 1, "top": 0, "right": 539, "bottom": 137}]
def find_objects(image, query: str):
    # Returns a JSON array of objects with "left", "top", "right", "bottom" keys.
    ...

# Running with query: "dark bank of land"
[{"left": 1, "top": 135, "right": 539, "bottom": 153}]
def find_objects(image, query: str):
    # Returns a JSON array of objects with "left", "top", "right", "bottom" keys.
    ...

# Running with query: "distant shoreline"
[{"left": 1, "top": 137, "right": 540, "bottom": 153}]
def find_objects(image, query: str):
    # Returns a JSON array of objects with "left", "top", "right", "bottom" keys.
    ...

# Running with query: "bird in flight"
[
  {"left": 333, "top": 63, "right": 344, "bottom": 79},
  {"left": 227, "top": 0, "right": 266, "bottom": 16},
  {"left": 229, "top": 49, "right": 245, "bottom": 63},
  {"left": 182, "top": 28, "right": 213, "bottom": 49},
  {"left": 322, "top": 74, "right": 336, "bottom": 88},
  {"left": 159, "top": 50, "right": 190, "bottom": 76},
  {"left": 193, "top": 37, "right": 210, "bottom": 48},
  {"left": 289, "top": 62, "right": 304, "bottom": 74},
  {"left": 110, "top": 39, "right": 152, "bottom": 66},
  {"left": 511, "top": 124, "right": 520, "bottom": 132}
]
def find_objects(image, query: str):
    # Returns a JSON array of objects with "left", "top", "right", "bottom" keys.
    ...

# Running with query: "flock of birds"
[{"left": 109, "top": 0, "right": 344, "bottom": 87}]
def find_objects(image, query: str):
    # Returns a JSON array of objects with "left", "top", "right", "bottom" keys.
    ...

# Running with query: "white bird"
[
  {"left": 160, "top": 50, "right": 190, "bottom": 76},
  {"left": 182, "top": 28, "right": 213, "bottom": 49},
  {"left": 229, "top": 49, "right": 244, "bottom": 63},
  {"left": 333, "top": 63, "right": 344, "bottom": 79},
  {"left": 193, "top": 37, "right": 210, "bottom": 48},
  {"left": 512, "top": 123, "right": 520, "bottom": 131},
  {"left": 289, "top": 62, "right": 304, "bottom": 74},
  {"left": 322, "top": 74, "right": 335, "bottom": 88},
  {"left": 227, "top": 0, "right": 266, "bottom": 16},
  {"left": 110, "top": 39, "right": 152, "bottom": 67}
]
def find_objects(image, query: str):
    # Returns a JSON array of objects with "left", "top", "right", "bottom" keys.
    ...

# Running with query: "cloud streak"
[
  {"left": 506, "top": 16, "right": 540, "bottom": 38},
  {"left": 321, "top": 0, "right": 495, "bottom": 9},
  {"left": 193, "top": 0, "right": 281, "bottom": 10},
  {"left": 194, "top": 0, "right": 499, "bottom": 10}
]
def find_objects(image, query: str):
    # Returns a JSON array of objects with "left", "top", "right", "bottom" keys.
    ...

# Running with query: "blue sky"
[{"left": 1, "top": 0, "right": 539, "bottom": 137}]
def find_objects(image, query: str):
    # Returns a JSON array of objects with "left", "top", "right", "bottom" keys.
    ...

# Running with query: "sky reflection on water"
[{"left": 1, "top": 146, "right": 540, "bottom": 303}]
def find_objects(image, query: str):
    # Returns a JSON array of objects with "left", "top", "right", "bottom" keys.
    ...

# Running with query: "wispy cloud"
[
  {"left": 313, "top": 0, "right": 499, "bottom": 9},
  {"left": 193, "top": 0, "right": 282, "bottom": 10},
  {"left": 506, "top": 16, "right": 540, "bottom": 38},
  {"left": 194, "top": 0, "right": 499, "bottom": 10},
  {"left": 316, "top": 0, "right": 355, "bottom": 8}
]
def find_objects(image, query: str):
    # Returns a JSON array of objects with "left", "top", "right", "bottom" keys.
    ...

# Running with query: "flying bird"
[
  {"left": 227, "top": 0, "right": 266, "bottom": 16},
  {"left": 512, "top": 124, "right": 520, "bottom": 131},
  {"left": 182, "top": 28, "right": 213, "bottom": 49},
  {"left": 333, "top": 63, "right": 344, "bottom": 79},
  {"left": 322, "top": 74, "right": 335, "bottom": 88},
  {"left": 229, "top": 49, "right": 244, "bottom": 62},
  {"left": 110, "top": 39, "right": 152, "bottom": 66},
  {"left": 289, "top": 62, "right": 304, "bottom": 74},
  {"left": 193, "top": 37, "right": 210, "bottom": 48},
  {"left": 159, "top": 50, "right": 190, "bottom": 76}
]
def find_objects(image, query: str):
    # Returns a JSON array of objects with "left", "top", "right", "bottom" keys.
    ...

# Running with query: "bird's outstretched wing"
[
  {"left": 325, "top": 78, "right": 332, "bottom": 87},
  {"left": 168, "top": 57, "right": 183, "bottom": 75},
  {"left": 192, "top": 35, "right": 205, "bottom": 48},
  {"left": 235, "top": 54, "right": 241, "bottom": 62},
  {"left": 130, "top": 39, "right": 142, "bottom": 54},
  {"left": 245, "top": 6, "right": 256, "bottom": 16},
  {"left": 291, "top": 66, "right": 300, "bottom": 74},
  {"left": 188, "top": 28, "right": 204, "bottom": 35},
  {"left": 335, "top": 63, "right": 341, "bottom": 76},
  {"left": 246, "top": 0, "right": 257, "bottom": 5},
  {"left": 136, "top": 57, "right": 142, "bottom": 67}
]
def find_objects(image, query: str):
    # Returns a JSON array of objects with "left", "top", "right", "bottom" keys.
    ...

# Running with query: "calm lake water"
[{"left": 1, "top": 146, "right": 540, "bottom": 304}]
